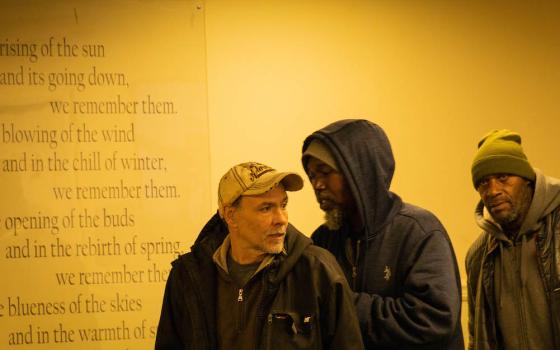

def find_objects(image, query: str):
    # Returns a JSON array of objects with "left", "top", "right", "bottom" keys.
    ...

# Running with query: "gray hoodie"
[{"left": 475, "top": 170, "right": 560, "bottom": 349}]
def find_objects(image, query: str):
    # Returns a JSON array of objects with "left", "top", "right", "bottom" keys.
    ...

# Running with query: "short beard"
[
  {"left": 324, "top": 208, "right": 344, "bottom": 231},
  {"left": 494, "top": 190, "right": 532, "bottom": 232},
  {"left": 263, "top": 241, "right": 285, "bottom": 255},
  {"left": 497, "top": 209, "right": 520, "bottom": 227},
  {"left": 495, "top": 186, "right": 534, "bottom": 234}
]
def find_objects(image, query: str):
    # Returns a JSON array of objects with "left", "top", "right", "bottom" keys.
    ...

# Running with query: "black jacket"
[
  {"left": 302, "top": 119, "right": 464, "bottom": 349},
  {"left": 155, "top": 213, "right": 364, "bottom": 350}
]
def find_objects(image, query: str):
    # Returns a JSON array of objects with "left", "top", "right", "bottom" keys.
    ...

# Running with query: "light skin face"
[
  {"left": 477, "top": 173, "right": 534, "bottom": 236},
  {"left": 224, "top": 184, "right": 289, "bottom": 264},
  {"left": 305, "top": 157, "right": 360, "bottom": 231}
]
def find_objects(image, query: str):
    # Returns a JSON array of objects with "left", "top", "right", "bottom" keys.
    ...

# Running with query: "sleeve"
[
  {"left": 354, "top": 231, "right": 463, "bottom": 348},
  {"left": 155, "top": 266, "right": 184, "bottom": 350},
  {"left": 465, "top": 241, "right": 480, "bottom": 350},
  {"left": 319, "top": 252, "right": 365, "bottom": 350}
]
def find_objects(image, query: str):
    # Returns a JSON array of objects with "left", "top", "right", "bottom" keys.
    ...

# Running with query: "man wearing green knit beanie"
[
  {"left": 465, "top": 129, "right": 560, "bottom": 350},
  {"left": 471, "top": 129, "right": 536, "bottom": 189}
]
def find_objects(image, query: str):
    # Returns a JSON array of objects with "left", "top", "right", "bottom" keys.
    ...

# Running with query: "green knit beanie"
[{"left": 471, "top": 129, "right": 535, "bottom": 188}]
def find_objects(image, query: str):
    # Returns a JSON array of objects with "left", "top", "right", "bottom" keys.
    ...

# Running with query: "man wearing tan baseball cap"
[{"left": 156, "top": 162, "right": 363, "bottom": 350}]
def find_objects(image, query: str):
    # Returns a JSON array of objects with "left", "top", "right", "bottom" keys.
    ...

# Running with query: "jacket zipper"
[
  {"left": 351, "top": 240, "right": 361, "bottom": 290},
  {"left": 512, "top": 243, "right": 529, "bottom": 349},
  {"left": 237, "top": 288, "right": 244, "bottom": 332}
]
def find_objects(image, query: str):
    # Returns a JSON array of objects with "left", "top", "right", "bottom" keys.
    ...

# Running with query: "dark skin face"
[
  {"left": 305, "top": 157, "right": 362, "bottom": 231},
  {"left": 477, "top": 173, "right": 534, "bottom": 237}
]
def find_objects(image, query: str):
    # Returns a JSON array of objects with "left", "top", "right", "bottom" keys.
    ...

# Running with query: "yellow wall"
[
  {"left": 204, "top": 0, "right": 560, "bottom": 342},
  {"left": 3, "top": 1, "right": 560, "bottom": 348},
  {"left": 0, "top": 1, "right": 208, "bottom": 349}
]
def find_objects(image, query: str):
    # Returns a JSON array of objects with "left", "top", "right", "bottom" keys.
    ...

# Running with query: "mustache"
[
  {"left": 315, "top": 192, "right": 335, "bottom": 202},
  {"left": 487, "top": 199, "right": 510, "bottom": 208},
  {"left": 267, "top": 230, "right": 286, "bottom": 235}
]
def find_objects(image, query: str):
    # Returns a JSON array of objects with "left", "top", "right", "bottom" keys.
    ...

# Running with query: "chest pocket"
[{"left": 265, "top": 311, "right": 317, "bottom": 349}]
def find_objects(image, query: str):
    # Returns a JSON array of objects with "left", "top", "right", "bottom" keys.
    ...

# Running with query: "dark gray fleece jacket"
[{"left": 302, "top": 119, "right": 464, "bottom": 350}]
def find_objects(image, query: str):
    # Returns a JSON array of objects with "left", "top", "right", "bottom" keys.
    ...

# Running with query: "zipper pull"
[
  {"left": 351, "top": 240, "right": 361, "bottom": 289},
  {"left": 238, "top": 288, "right": 243, "bottom": 302}
]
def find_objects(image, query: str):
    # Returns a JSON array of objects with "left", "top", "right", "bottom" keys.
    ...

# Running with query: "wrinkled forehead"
[{"left": 479, "top": 173, "right": 528, "bottom": 183}]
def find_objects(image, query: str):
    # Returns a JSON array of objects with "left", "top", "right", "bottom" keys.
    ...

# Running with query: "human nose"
[
  {"left": 486, "top": 178, "right": 502, "bottom": 197},
  {"left": 272, "top": 207, "right": 288, "bottom": 226},
  {"left": 311, "top": 176, "right": 325, "bottom": 191}
]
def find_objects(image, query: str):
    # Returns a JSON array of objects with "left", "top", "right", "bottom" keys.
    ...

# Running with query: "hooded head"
[
  {"left": 302, "top": 139, "right": 339, "bottom": 171},
  {"left": 302, "top": 139, "right": 350, "bottom": 230},
  {"left": 301, "top": 119, "right": 402, "bottom": 237}
]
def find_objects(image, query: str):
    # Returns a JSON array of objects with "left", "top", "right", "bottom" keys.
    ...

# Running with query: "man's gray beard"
[
  {"left": 324, "top": 208, "right": 344, "bottom": 231},
  {"left": 493, "top": 185, "right": 534, "bottom": 233}
]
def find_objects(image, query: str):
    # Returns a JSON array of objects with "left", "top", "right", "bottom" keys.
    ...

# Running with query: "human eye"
[
  {"left": 259, "top": 205, "right": 271, "bottom": 213},
  {"left": 477, "top": 178, "right": 489, "bottom": 189},
  {"left": 318, "top": 166, "right": 332, "bottom": 176},
  {"left": 281, "top": 201, "right": 288, "bottom": 210},
  {"left": 498, "top": 174, "right": 509, "bottom": 182}
]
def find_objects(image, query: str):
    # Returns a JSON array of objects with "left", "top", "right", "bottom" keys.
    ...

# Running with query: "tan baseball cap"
[{"left": 218, "top": 162, "right": 304, "bottom": 217}]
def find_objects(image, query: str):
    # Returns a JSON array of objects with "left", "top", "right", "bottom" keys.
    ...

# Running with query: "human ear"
[{"left": 224, "top": 206, "right": 237, "bottom": 228}]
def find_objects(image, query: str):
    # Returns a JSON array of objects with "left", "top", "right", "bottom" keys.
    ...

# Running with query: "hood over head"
[
  {"left": 519, "top": 170, "right": 560, "bottom": 234},
  {"left": 302, "top": 119, "right": 402, "bottom": 239}
]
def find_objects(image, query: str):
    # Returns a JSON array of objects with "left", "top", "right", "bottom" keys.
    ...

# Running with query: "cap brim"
[{"left": 244, "top": 172, "right": 303, "bottom": 196}]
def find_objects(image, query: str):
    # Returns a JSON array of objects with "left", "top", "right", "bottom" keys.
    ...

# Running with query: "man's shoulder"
[
  {"left": 286, "top": 224, "right": 334, "bottom": 263},
  {"left": 391, "top": 202, "right": 446, "bottom": 235},
  {"left": 297, "top": 242, "right": 345, "bottom": 276},
  {"left": 466, "top": 232, "right": 490, "bottom": 271},
  {"left": 169, "top": 251, "right": 196, "bottom": 271},
  {"left": 169, "top": 246, "right": 215, "bottom": 273},
  {"left": 302, "top": 243, "right": 337, "bottom": 261},
  {"left": 159, "top": 252, "right": 196, "bottom": 290},
  {"left": 310, "top": 224, "right": 332, "bottom": 238}
]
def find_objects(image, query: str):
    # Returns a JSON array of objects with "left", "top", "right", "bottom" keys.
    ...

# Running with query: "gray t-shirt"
[{"left": 227, "top": 253, "right": 260, "bottom": 287}]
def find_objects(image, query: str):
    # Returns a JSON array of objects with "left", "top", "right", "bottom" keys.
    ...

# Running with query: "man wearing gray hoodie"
[{"left": 466, "top": 129, "right": 560, "bottom": 350}]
